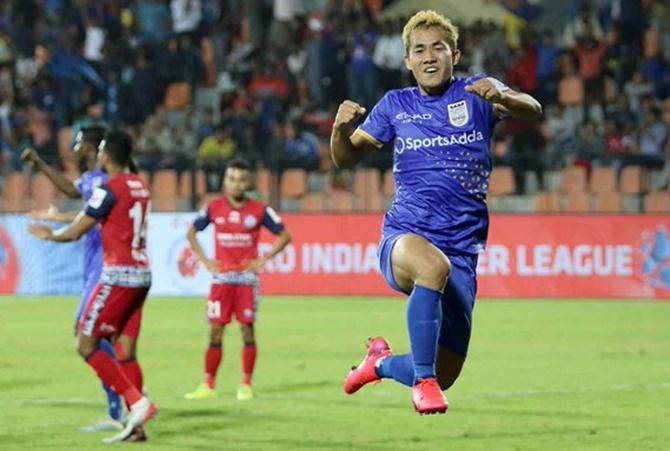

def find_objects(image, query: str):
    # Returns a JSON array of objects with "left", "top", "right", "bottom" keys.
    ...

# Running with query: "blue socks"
[
  {"left": 376, "top": 354, "right": 414, "bottom": 387},
  {"left": 406, "top": 285, "right": 442, "bottom": 381},
  {"left": 99, "top": 338, "right": 122, "bottom": 421},
  {"left": 377, "top": 285, "right": 442, "bottom": 386}
]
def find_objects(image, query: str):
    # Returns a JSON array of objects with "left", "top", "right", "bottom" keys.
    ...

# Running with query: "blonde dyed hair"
[{"left": 402, "top": 10, "right": 459, "bottom": 54}]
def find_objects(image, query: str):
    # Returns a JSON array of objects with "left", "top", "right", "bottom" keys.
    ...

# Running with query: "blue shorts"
[{"left": 378, "top": 233, "right": 478, "bottom": 357}]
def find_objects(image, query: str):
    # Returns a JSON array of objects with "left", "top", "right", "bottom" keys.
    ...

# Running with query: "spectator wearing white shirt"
[
  {"left": 373, "top": 20, "right": 404, "bottom": 94},
  {"left": 171, "top": 0, "right": 202, "bottom": 37},
  {"left": 84, "top": 17, "right": 105, "bottom": 62}
]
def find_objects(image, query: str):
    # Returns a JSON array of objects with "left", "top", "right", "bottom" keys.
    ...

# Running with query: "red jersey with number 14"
[
  {"left": 85, "top": 173, "right": 151, "bottom": 287},
  {"left": 193, "top": 196, "right": 285, "bottom": 275}
]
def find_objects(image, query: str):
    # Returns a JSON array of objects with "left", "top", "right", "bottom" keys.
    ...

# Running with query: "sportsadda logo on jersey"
[{"left": 394, "top": 129, "right": 484, "bottom": 154}]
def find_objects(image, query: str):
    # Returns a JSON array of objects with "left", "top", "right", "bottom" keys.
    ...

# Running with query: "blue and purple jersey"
[
  {"left": 76, "top": 169, "right": 107, "bottom": 276},
  {"left": 357, "top": 74, "right": 508, "bottom": 255}
]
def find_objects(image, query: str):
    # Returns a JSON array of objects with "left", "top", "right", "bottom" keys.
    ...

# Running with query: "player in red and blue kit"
[
  {"left": 331, "top": 10, "right": 542, "bottom": 415},
  {"left": 184, "top": 158, "right": 291, "bottom": 402},
  {"left": 30, "top": 131, "right": 157, "bottom": 443},
  {"left": 22, "top": 126, "right": 125, "bottom": 431}
]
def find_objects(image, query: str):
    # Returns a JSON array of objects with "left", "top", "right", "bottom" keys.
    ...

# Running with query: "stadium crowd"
[{"left": 0, "top": 0, "right": 668, "bottom": 212}]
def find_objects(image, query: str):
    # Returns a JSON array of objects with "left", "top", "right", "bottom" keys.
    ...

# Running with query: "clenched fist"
[
  {"left": 465, "top": 78, "right": 506, "bottom": 104},
  {"left": 333, "top": 100, "right": 367, "bottom": 131}
]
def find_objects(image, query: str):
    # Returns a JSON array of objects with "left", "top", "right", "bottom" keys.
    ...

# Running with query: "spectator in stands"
[
  {"left": 135, "top": 0, "right": 173, "bottom": 44},
  {"left": 347, "top": 16, "right": 378, "bottom": 109},
  {"left": 573, "top": 29, "right": 608, "bottom": 105},
  {"left": 562, "top": 1, "right": 603, "bottom": 49},
  {"left": 541, "top": 104, "right": 573, "bottom": 170},
  {"left": 198, "top": 122, "right": 236, "bottom": 192},
  {"left": 557, "top": 52, "right": 585, "bottom": 135},
  {"left": 137, "top": 109, "right": 172, "bottom": 174},
  {"left": 535, "top": 29, "right": 560, "bottom": 105},
  {"left": 633, "top": 101, "right": 667, "bottom": 169},
  {"left": 171, "top": 0, "right": 202, "bottom": 39},
  {"left": 127, "top": 49, "right": 161, "bottom": 124},
  {"left": 373, "top": 19, "right": 404, "bottom": 95},
  {"left": 267, "top": 119, "right": 319, "bottom": 174}
]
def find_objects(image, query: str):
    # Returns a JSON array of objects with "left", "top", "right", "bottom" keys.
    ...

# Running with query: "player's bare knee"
[
  {"left": 210, "top": 325, "right": 225, "bottom": 344},
  {"left": 77, "top": 340, "right": 96, "bottom": 358},
  {"left": 416, "top": 254, "right": 451, "bottom": 290},
  {"left": 240, "top": 323, "right": 254, "bottom": 344}
]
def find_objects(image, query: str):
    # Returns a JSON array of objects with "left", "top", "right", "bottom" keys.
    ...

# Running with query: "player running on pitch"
[
  {"left": 30, "top": 131, "right": 157, "bottom": 442},
  {"left": 184, "top": 158, "right": 291, "bottom": 401},
  {"left": 22, "top": 126, "right": 126, "bottom": 432},
  {"left": 331, "top": 10, "right": 542, "bottom": 415}
]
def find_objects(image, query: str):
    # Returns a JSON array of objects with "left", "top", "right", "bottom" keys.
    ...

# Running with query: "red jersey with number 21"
[{"left": 193, "top": 197, "right": 285, "bottom": 272}]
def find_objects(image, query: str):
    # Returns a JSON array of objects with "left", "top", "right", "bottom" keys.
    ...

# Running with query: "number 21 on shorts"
[{"left": 207, "top": 300, "right": 221, "bottom": 319}]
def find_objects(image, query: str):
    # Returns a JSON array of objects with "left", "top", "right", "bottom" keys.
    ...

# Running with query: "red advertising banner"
[{"left": 259, "top": 214, "right": 670, "bottom": 299}]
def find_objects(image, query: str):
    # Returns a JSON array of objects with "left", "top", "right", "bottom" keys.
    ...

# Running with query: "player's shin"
[
  {"left": 242, "top": 342, "right": 257, "bottom": 385},
  {"left": 376, "top": 353, "right": 414, "bottom": 387},
  {"left": 205, "top": 343, "right": 223, "bottom": 388},
  {"left": 85, "top": 349, "right": 143, "bottom": 407},
  {"left": 98, "top": 339, "right": 123, "bottom": 420},
  {"left": 406, "top": 285, "right": 443, "bottom": 382}
]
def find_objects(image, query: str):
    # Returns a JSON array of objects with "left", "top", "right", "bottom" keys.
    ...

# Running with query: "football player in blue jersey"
[
  {"left": 22, "top": 126, "right": 127, "bottom": 431},
  {"left": 331, "top": 10, "right": 542, "bottom": 415}
]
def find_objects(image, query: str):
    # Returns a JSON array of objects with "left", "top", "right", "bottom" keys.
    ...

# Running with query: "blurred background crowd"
[{"left": 0, "top": 0, "right": 668, "bottom": 213}]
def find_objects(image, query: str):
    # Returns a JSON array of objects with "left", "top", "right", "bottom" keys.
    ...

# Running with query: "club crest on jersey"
[
  {"left": 244, "top": 215, "right": 258, "bottom": 229},
  {"left": 447, "top": 100, "right": 469, "bottom": 127}
]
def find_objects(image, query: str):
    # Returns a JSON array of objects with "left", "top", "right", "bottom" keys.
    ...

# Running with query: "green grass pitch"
[{"left": 1, "top": 296, "right": 669, "bottom": 450}]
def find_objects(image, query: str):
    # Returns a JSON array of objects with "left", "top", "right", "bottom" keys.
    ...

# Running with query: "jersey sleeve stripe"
[{"left": 353, "top": 128, "right": 384, "bottom": 149}]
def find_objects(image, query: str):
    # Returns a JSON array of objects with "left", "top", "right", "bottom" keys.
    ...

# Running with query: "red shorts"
[
  {"left": 78, "top": 283, "right": 149, "bottom": 339},
  {"left": 207, "top": 283, "right": 258, "bottom": 325}
]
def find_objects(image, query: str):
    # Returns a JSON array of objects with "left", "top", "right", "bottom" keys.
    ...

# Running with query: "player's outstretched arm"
[
  {"left": 21, "top": 148, "right": 81, "bottom": 199},
  {"left": 29, "top": 211, "right": 96, "bottom": 242},
  {"left": 186, "top": 224, "right": 220, "bottom": 272},
  {"left": 465, "top": 79, "right": 543, "bottom": 121},
  {"left": 30, "top": 205, "right": 80, "bottom": 223},
  {"left": 330, "top": 100, "right": 377, "bottom": 168}
]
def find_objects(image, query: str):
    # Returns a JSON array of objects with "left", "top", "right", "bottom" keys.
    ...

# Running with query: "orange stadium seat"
[
  {"left": 593, "top": 193, "right": 622, "bottom": 213},
  {"left": 30, "top": 173, "right": 57, "bottom": 210},
  {"left": 352, "top": 169, "right": 381, "bottom": 196},
  {"left": 138, "top": 170, "right": 151, "bottom": 185},
  {"left": 645, "top": 191, "right": 670, "bottom": 213},
  {"left": 489, "top": 166, "right": 516, "bottom": 196},
  {"left": 179, "top": 170, "right": 207, "bottom": 200},
  {"left": 2, "top": 173, "right": 29, "bottom": 212},
  {"left": 255, "top": 168, "right": 274, "bottom": 201},
  {"left": 563, "top": 192, "right": 591, "bottom": 212},
  {"left": 535, "top": 191, "right": 560, "bottom": 213},
  {"left": 152, "top": 196, "right": 179, "bottom": 212},
  {"left": 152, "top": 170, "right": 178, "bottom": 198},
  {"left": 301, "top": 192, "right": 326, "bottom": 212},
  {"left": 559, "top": 166, "right": 587, "bottom": 194},
  {"left": 280, "top": 169, "right": 307, "bottom": 198},
  {"left": 589, "top": 167, "right": 617, "bottom": 194},
  {"left": 164, "top": 82, "right": 192, "bottom": 110},
  {"left": 317, "top": 141, "right": 332, "bottom": 172},
  {"left": 620, "top": 166, "right": 649, "bottom": 195},
  {"left": 382, "top": 169, "right": 395, "bottom": 198},
  {"left": 365, "top": 189, "right": 385, "bottom": 212},
  {"left": 328, "top": 190, "right": 357, "bottom": 212}
]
